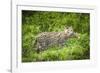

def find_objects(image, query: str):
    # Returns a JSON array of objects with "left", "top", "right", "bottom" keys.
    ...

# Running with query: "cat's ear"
[
  {"left": 68, "top": 26, "right": 73, "bottom": 30},
  {"left": 65, "top": 26, "right": 69, "bottom": 29},
  {"left": 66, "top": 27, "right": 69, "bottom": 29},
  {"left": 70, "top": 26, "right": 72, "bottom": 28},
  {"left": 64, "top": 26, "right": 68, "bottom": 33}
]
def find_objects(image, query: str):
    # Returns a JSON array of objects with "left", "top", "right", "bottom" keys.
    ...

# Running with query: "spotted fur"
[{"left": 33, "top": 26, "right": 76, "bottom": 53}]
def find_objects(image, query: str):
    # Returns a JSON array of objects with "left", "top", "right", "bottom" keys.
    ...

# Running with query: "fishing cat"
[{"left": 33, "top": 26, "right": 78, "bottom": 53}]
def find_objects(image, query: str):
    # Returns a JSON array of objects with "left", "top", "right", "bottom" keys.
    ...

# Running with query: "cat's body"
[{"left": 33, "top": 26, "right": 77, "bottom": 53}]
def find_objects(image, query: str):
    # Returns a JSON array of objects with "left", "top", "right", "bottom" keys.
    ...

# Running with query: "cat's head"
[{"left": 64, "top": 26, "right": 74, "bottom": 37}]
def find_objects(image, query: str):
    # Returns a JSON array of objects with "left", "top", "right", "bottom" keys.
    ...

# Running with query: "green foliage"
[{"left": 22, "top": 10, "right": 90, "bottom": 62}]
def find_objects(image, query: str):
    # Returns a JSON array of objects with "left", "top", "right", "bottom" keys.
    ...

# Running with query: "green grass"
[
  {"left": 22, "top": 11, "right": 90, "bottom": 62},
  {"left": 22, "top": 33, "right": 90, "bottom": 62}
]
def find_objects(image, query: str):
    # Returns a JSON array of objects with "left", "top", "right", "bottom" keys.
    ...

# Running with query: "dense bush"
[{"left": 22, "top": 10, "right": 90, "bottom": 62}]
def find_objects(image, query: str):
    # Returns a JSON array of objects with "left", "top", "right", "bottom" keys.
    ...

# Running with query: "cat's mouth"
[{"left": 68, "top": 32, "right": 74, "bottom": 37}]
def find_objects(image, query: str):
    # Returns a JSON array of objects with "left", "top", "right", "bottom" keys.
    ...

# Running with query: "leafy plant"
[{"left": 22, "top": 10, "right": 90, "bottom": 62}]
